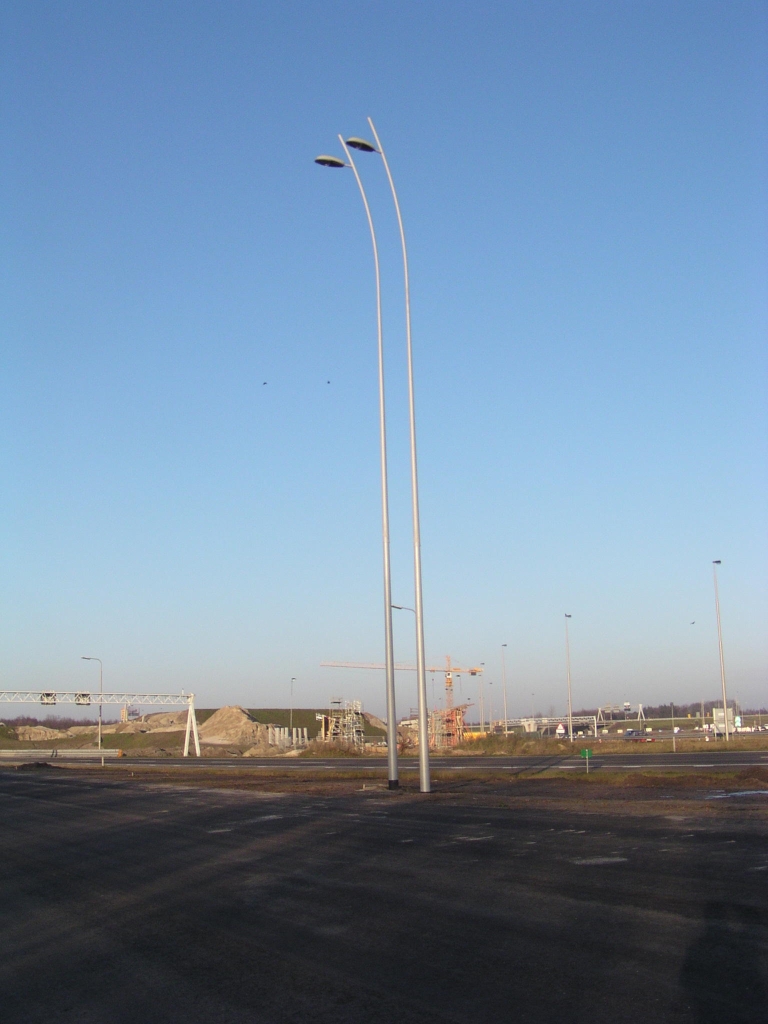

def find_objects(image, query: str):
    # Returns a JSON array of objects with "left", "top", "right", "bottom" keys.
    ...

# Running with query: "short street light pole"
[
  {"left": 81, "top": 656, "right": 103, "bottom": 752},
  {"left": 479, "top": 663, "right": 486, "bottom": 734},
  {"left": 712, "top": 560, "right": 730, "bottom": 742},
  {"left": 564, "top": 615, "right": 573, "bottom": 743},
  {"left": 671, "top": 701, "right": 676, "bottom": 753},
  {"left": 501, "top": 644, "right": 509, "bottom": 735}
]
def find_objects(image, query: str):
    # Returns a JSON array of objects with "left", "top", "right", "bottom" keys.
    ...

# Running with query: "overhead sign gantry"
[{"left": 0, "top": 690, "right": 201, "bottom": 756}]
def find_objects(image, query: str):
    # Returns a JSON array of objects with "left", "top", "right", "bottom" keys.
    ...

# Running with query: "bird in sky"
[{"left": 690, "top": 621, "right": 695, "bottom": 625}]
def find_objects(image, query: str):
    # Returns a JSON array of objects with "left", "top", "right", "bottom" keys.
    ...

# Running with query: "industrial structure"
[
  {"left": 315, "top": 699, "right": 366, "bottom": 749},
  {"left": 596, "top": 703, "right": 646, "bottom": 724},
  {"left": 0, "top": 690, "right": 202, "bottom": 755},
  {"left": 322, "top": 656, "right": 482, "bottom": 750}
]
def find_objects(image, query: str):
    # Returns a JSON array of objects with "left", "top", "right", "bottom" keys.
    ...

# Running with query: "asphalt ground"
[{"left": 0, "top": 766, "right": 766, "bottom": 1024}]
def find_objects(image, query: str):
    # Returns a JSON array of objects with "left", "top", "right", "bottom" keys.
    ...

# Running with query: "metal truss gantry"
[
  {"left": 489, "top": 715, "right": 599, "bottom": 738},
  {"left": 0, "top": 690, "right": 201, "bottom": 756}
]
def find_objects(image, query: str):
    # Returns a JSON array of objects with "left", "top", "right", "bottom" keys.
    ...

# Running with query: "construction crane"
[
  {"left": 321, "top": 657, "right": 483, "bottom": 748},
  {"left": 321, "top": 656, "right": 482, "bottom": 704}
]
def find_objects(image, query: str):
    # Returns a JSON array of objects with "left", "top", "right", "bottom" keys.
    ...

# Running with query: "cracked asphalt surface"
[{"left": 1, "top": 767, "right": 766, "bottom": 1023}]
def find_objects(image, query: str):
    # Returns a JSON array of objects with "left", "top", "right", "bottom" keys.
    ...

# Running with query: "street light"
[
  {"left": 564, "top": 614, "right": 573, "bottom": 742},
  {"left": 479, "top": 662, "right": 486, "bottom": 734},
  {"left": 712, "top": 561, "right": 730, "bottom": 742},
  {"left": 501, "top": 644, "right": 509, "bottom": 736},
  {"left": 346, "top": 119, "right": 431, "bottom": 794},
  {"left": 290, "top": 677, "right": 295, "bottom": 734},
  {"left": 315, "top": 138, "right": 398, "bottom": 789},
  {"left": 671, "top": 700, "right": 676, "bottom": 753},
  {"left": 81, "top": 656, "right": 103, "bottom": 754}
]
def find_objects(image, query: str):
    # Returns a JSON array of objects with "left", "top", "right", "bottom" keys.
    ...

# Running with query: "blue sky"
[{"left": 2, "top": 1, "right": 766, "bottom": 718}]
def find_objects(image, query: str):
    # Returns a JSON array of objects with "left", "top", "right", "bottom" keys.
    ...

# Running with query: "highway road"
[
  {"left": 15, "top": 749, "right": 768, "bottom": 772},
  {"left": 0, "top": 766, "right": 765, "bottom": 1023}
]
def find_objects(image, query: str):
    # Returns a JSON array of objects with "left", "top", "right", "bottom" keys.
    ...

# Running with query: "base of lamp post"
[{"left": 388, "top": 779, "right": 399, "bottom": 790}]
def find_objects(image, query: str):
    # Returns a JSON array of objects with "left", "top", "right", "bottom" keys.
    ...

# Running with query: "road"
[
  {"left": 0, "top": 766, "right": 765, "bottom": 1023},
  {"left": 12, "top": 749, "right": 768, "bottom": 771}
]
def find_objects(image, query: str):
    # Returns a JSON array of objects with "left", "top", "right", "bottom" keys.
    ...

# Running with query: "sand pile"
[
  {"left": 198, "top": 706, "right": 270, "bottom": 748},
  {"left": 109, "top": 712, "right": 189, "bottom": 735},
  {"left": 16, "top": 726, "right": 68, "bottom": 741}
]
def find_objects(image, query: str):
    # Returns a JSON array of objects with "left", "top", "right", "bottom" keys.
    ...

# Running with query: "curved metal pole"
[
  {"left": 338, "top": 137, "right": 398, "bottom": 787},
  {"left": 367, "top": 117, "right": 430, "bottom": 793},
  {"left": 713, "top": 561, "right": 729, "bottom": 742}
]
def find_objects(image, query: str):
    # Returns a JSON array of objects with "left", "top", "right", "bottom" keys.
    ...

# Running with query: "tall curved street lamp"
[
  {"left": 315, "top": 139, "right": 399, "bottom": 790},
  {"left": 712, "top": 561, "right": 730, "bottom": 741},
  {"left": 346, "top": 119, "right": 431, "bottom": 793},
  {"left": 564, "top": 615, "right": 573, "bottom": 742},
  {"left": 81, "top": 656, "right": 103, "bottom": 752}
]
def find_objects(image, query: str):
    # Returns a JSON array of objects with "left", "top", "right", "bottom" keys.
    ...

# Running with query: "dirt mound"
[
  {"left": 16, "top": 726, "right": 68, "bottom": 741},
  {"left": 105, "top": 712, "right": 189, "bottom": 735},
  {"left": 198, "top": 706, "right": 270, "bottom": 748}
]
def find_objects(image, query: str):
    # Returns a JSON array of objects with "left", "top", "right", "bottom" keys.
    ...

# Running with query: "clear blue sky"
[{"left": 2, "top": 1, "right": 766, "bottom": 718}]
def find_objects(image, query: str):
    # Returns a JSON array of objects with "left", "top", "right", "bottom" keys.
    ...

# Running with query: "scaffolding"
[
  {"left": 429, "top": 703, "right": 470, "bottom": 748},
  {"left": 315, "top": 699, "right": 366, "bottom": 749}
]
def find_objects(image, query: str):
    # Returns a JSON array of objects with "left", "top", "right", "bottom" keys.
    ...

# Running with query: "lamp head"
[
  {"left": 345, "top": 137, "right": 376, "bottom": 152},
  {"left": 713, "top": 560, "right": 722, "bottom": 565},
  {"left": 565, "top": 613, "right": 572, "bottom": 618},
  {"left": 314, "top": 155, "right": 347, "bottom": 168}
]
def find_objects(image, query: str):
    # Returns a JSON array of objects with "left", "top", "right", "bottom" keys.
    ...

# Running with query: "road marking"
[
  {"left": 570, "top": 857, "right": 628, "bottom": 866},
  {"left": 706, "top": 790, "right": 768, "bottom": 800}
]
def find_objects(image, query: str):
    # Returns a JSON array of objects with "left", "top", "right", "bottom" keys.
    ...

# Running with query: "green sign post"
[{"left": 580, "top": 748, "right": 593, "bottom": 774}]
